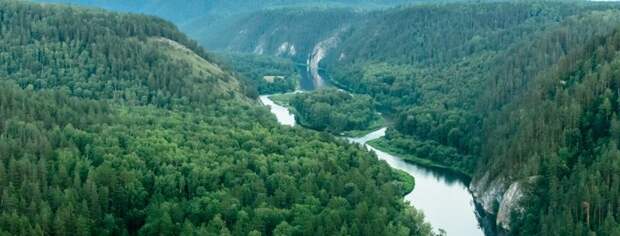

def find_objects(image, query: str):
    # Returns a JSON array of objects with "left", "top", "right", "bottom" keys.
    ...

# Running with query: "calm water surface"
[
  {"left": 350, "top": 129, "right": 484, "bottom": 236},
  {"left": 261, "top": 95, "right": 486, "bottom": 236}
]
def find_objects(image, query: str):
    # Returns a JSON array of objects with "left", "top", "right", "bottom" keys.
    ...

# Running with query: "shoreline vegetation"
[
  {"left": 368, "top": 138, "right": 473, "bottom": 180},
  {"left": 0, "top": 2, "right": 437, "bottom": 235},
  {"left": 269, "top": 90, "right": 386, "bottom": 138},
  {"left": 395, "top": 169, "right": 415, "bottom": 196},
  {"left": 268, "top": 91, "right": 471, "bottom": 178},
  {"left": 267, "top": 93, "right": 415, "bottom": 195}
]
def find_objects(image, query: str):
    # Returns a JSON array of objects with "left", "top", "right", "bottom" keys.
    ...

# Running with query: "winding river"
[{"left": 260, "top": 95, "right": 487, "bottom": 236}]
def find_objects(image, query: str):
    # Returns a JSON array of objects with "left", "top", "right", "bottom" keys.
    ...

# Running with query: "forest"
[
  {"left": 284, "top": 89, "right": 382, "bottom": 135},
  {"left": 0, "top": 1, "right": 433, "bottom": 235},
  {"left": 11, "top": 0, "right": 620, "bottom": 235},
  {"left": 333, "top": 4, "right": 620, "bottom": 234},
  {"left": 188, "top": 1, "right": 620, "bottom": 234},
  {"left": 214, "top": 53, "right": 299, "bottom": 97},
  {"left": 32, "top": 0, "right": 441, "bottom": 49},
  {"left": 485, "top": 22, "right": 620, "bottom": 236}
]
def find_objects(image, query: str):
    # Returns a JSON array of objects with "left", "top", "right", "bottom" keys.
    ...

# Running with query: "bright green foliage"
[
  {"left": 288, "top": 89, "right": 382, "bottom": 134},
  {"left": 0, "top": 81, "right": 432, "bottom": 235},
  {"left": 330, "top": 5, "right": 620, "bottom": 233},
  {"left": 0, "top": 2, "right": 433, "bottom": 235}
]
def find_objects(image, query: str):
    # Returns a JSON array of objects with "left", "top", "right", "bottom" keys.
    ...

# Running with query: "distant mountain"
[
  {"left": 33, "top": 0, "right": 468, "bottom": 48},
  {"left": 34, "top": 0, "right": 450, "bottom": 17}
]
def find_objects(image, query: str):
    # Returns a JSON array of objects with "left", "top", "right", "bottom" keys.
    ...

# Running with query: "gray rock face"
[
  {"left": 308, "top": 31, "right": 343, "bottom": 88},
  {"left": 469, "top": 172, "right": 508, "bottom": 214},
  {"left": 470, "top": 173, "right": 538, "bottom": 232},
  {"left": 496, "top": 181, "right": 525, "bottom": 230}
]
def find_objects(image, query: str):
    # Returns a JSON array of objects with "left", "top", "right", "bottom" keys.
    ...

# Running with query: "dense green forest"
[
  {"left": 204, "top": 3, "right": 620, "bottom": 172},
  {"left": 214, "top": 53, "right": 299, "bottom": 96},
  {"left": 33, "top": 0, "right": 454, "bottom": 49},
  {"left": 0, "top": 1, "right": 434, "bottom": 235},
  {"left": 279, "top": 89, "right": 382, "bottom": 134},
  {"left": 337, "top": 4, "right": 620, "bottom": 234},
  {"left": 328, "top": 2, "right": 620, "bottom": 167},
  {"left": 482, "top": 18, "right": 620, "bottom": 235},
  {"left": 16, "top": 0, "right": 620, "bottom": 234},
  {"left": 191, "top": 1, "right": 620, "bottom": 234}
]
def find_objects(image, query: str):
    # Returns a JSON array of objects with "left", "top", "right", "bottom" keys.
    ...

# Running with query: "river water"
[
  {"left": 297, "top": 64, "right": 329, "bottom": 91},
  {"left": 260, "top": 95, "right": 487, "bottom": 236},
  {"left": 259, "top": 95, "right": 296, "bottom": 127}
]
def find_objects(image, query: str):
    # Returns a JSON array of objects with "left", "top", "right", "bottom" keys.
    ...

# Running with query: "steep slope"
[
  {"left": 479, "top": 24, "right": 620, "bottom": 235},
  {"left": 206, "top": 8, "right": 363, "bottom": 61},
  {"left": 332, "top": 5, "right": 620, "bottom": 234},
  {"left": 327, "top": 2, "right": 617, "bottom": 174},
  {"left": 191, "top": 1, "right": 620, "bottom": 234},
  {"left": 34, "top": 0, "right": 467, "bottom": 48},
  {"left": 0, "top": 2, "right": 433, "bottom": 235},
  {"left": 0, "top": 1, "right": 238, "bottom": 106}
]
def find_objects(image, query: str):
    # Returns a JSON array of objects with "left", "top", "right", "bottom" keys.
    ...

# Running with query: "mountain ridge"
[{"left": 0, "top": 1, "right": 434, "bottom": 235}]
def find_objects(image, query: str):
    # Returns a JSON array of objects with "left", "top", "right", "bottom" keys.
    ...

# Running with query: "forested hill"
[
  {"left": 483, "top": 22, "right": 620, "bottom": 235},
  {"left": 0, "top": 1, "right": 433, "bottom": 235},
  {"left": 198, "top": 1, "right": 620, "bottom": 235},
  {"left": 32, "top": 0, "right": 463, "bottom": 20},
  {"left": 33, "top": 0, "right": 471, "bottom": 48},
  {"left": 207, "top": 8, "right": 363, "bottom": 60}
]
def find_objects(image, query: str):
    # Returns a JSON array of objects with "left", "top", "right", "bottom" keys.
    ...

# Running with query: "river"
[
  {"left": 259, "top": 95, "right": 487, "bottom": 236},
  {"left": 259, "top": 95, "right": 296, "bottom": 127},
  {"left": 296, "top": 64, "right": 329, "bottom": 91}
]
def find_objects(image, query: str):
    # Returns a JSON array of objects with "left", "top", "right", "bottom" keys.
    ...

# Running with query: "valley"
[
  {"left": 219, "top": 3, "right": 620, "bottom": 235},
  {"left": 3, "top": 0, "right": 620, "bottom": 235},
  {"left": 260, "top": 94, "right": 488, "bottom": 235}
]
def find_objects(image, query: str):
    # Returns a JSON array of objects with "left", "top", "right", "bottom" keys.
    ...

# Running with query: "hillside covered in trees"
[
  {"left": 213, "top": 53, "right": 300, "bottom": 96},
  {"left": 32, "top": 0, "right": 461, "bottom": 49},
  {"left": 0, "top": 1, "right": 435, "bottom": 235},
  {"left": 178, "top": 1, "right": 620, "bottom": 235},
  {"left": 17, "top": 0, "right": 620, "bottom": 234}
]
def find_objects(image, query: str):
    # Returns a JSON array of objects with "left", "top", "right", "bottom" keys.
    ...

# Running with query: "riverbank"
[
  {"left": 269, "top": 92, "right": 386, "bottom": 138},
  {"left": 368, "top": 138, "right": 472, "bottom": 180},
  {"left": 260, "top": 94, "right": 487, "bottom": 236},
  {"left": 396, "top": 169, "right": 415, "bottom": 196}
]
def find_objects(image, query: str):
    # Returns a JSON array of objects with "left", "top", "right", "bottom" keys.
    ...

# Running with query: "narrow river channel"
[{"left": 259, "top": 94, "right": 487, "bottom": 236}]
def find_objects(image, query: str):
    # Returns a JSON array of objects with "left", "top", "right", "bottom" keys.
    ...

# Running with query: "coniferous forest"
[
  {"left": 4, "top": 0, "right": 620, "bottom": 235},
  {"left": 0, "top": 1, "right": 432, "bottom": 235},
  {"left": 288, "top": 89, "right": 381, "bottom": 134}
]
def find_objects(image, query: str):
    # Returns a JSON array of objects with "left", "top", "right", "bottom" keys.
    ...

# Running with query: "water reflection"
[
  {"left": 261, "top": 96, "right": 488, "bottom": 236},
  {"left": 350, "top": 128, "right": 485, "bottom": 236},
  {"left": 407, "top": 163, "right": 471, "bottom": 187},
  {"left": 296, "top": 65, "right": 329, "bottom": 91},
  {"left": 297, "top": 65, "right": 315, "bottom": 91}
]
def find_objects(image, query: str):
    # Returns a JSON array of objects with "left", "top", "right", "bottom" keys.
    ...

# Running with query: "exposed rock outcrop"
[
  {"left": 470, "top": 173, "right": 539, "bottom": 233},
  {"left": 470, "top": 172, "right": 508, "bottom": 215},
  {"left": 308, "top": 33, "right": 341, "bottom": 88},
  {"left": 496, "top": 181, "right": 525, "bottom": 230},
  {"left": 276, "top": 42, "right": 296, "bottom": 56}
]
